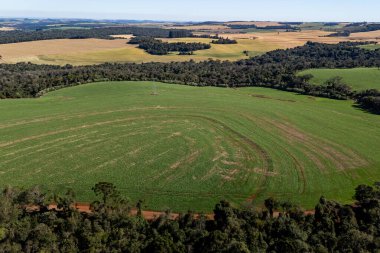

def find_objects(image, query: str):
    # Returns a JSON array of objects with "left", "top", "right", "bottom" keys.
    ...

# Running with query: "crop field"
[
  {"left": 299, "top": 68, "right": 380, "bottom": 90},
  {"left": 34, "top": 37, "right": 273, "bottom": 65},
  {"left": 1, "top": 30, "right": 379, "bottom": 65},
  {"left": 360, "top": 44, "right": 380, "bottom": 50},
  {"left": 235, "top": 30, "right": 372, "bottom": 47},
  {"left": 0, "top": 81, "right": 379, "bottom": 212},
  {"left": 0, "top": 38, "right": 129, "bottom": 63},
  {"left": 0, "top": 27, "right": 15, "bottom": 31},
  {"left": 349, "top": 30, "right": 380, "bottom": 40}
]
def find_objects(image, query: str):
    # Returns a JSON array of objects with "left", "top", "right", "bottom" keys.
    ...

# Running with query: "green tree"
[{"left": 265, "top": 197, "right": 279, "bottom": 218}]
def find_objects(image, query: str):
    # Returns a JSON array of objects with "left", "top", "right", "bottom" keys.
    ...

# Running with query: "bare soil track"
[{"left": 31, "top": 203, "right": 314, "bottom": 220}]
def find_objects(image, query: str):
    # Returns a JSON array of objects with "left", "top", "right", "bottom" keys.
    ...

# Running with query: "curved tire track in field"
[
  {"left": 185, "top": 114, "right": 274, "bottom": 200},
  {"left": 282, "top": 148, "right": 306, "bottom": 194},
  {"left": 1, "top": 110, "right": 273, "bottom": 203},
  {"left": 261, "top": 118, "right": 368, "bottom": 171},
  {"left": 238, "top": 113, "right": 307, "bottom": 196}
]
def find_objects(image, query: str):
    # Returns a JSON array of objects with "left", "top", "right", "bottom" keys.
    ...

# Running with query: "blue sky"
[{"left": 1, "top": 0, "right": 379, "bottom": 22}]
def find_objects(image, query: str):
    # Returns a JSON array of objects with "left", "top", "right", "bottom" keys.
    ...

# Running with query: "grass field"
[
  {"left": 0, "top": 81, "right": 379, "bottom": 212},
  {"left": 360, "top": 44, "right": 380, "bottom": 50},
  {"left": 299, "top": 68, "right": 380, "bottom": 90}
]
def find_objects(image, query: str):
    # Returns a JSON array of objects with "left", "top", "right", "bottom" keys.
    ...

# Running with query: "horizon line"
[{"left": 0, "top": 15, "right": 378, "bottom": 24}]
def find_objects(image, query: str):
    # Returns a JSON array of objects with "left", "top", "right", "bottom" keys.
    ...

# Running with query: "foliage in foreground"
[{"left": 0, "top": 182, "right": 380, "bottom": 252}]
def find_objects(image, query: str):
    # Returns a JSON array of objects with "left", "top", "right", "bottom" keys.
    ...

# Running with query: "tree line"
[
  {"left": 0, "top": 26, "right": 193, "bottom": 44},
  {"left": 0, "top": 41, "right": 379, "bottom": 113},
  {"left": 128, "top": 36, "right": 211, "bottom": 55},
  {"left": 0, "top": 181, "right": 380, "bottom": 252}
]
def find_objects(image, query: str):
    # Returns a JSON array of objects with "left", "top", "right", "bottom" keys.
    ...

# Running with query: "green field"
[
  {"left": 0, "top": 82, "right": 379, "bottom": 212},
  {"left": 360, "top": 44, "right": 380, "bottom": 50},
  {"left": 299, "top": 68, "right": 380, "bottom": 90}
]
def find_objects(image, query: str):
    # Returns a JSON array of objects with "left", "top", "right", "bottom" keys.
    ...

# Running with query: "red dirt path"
[{"left": 41, "top": 202, "right": 314, "bottom": 220}]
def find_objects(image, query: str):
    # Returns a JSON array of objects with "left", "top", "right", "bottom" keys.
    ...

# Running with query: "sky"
[{"left": 0, "top": 0, "right": 379, "bottom": 22}]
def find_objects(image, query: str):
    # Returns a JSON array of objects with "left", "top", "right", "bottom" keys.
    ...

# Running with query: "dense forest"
[
  {"left": 128, "top": 37, "right": 211, "bottom": 55},
  {"left": 0, "top": 41, "right": 379, "bottom": 113},
  {"left": 0, "top": 26, "right": 193, "bottom": 44},
  {"left": 0, "top": 182, "right": 380, "bottom": 252}
]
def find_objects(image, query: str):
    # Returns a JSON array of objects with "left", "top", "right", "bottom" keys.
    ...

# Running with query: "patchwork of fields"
[
  {"left": 1, "top": 29, "right": 379, "bottom": 65},
  {"left": 32, "top": 37, "right": 275, "bottom": 64},
  {"left": 299, "top": 68, "right": 380, "bottom": 90},
  {"left": 0, "top": 82, "right": 379, "bottom": 211}
]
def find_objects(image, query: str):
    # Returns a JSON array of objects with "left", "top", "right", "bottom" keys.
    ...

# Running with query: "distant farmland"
[
  {"left": 21, "top": 37, "right": 274, "bottom": 65},
  {"left": 0, "top": 38, "right": 129, "bottom": 63},
  {"left": 1, "top": 29, "right": 379, "bottom": 65},
  {"left": 299, "top": 68, "right": 380, "bottom": 90},
  {"left": 0, "top": 81, "right": 379, "bottom": 212}
]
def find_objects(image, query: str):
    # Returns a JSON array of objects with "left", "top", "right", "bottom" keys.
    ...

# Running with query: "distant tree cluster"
[
  {"left": 211, "top": 38, "right": 237, "bottom": 44},
  {"left": 355, "top": 89, "right": 380, "bottom": 114},
  {"left": 0, "top": 26, "right": 193, "bottom": 44},
  {"left": 326, "top": 31, "right": 351, "bottom": 37},
  {"left": 324, "top": 22, "right": 340, "bottom": 26},
  {"left": 128, "top": 36, "right": 211, "bottom": 55},
  {"left": 337, "top": 41, "right": 378, "bottom": 47},
  {"left": 192, "top": 34, "right": 219, "bottom": 39},
  {"left": 1, "top": 182, "right": 380, "bottom": 252},
  {"left": 279, "top": 22, "right": 304, "bottom": 25},
  {"left": 227, "top": 24, "right": 258, "bottom": 29},
  {"left": 168, "top": 30, "right": 192, "bottom": 38},
  {"left": 1, "top": 41, "right": 379, "bottom": 113}
]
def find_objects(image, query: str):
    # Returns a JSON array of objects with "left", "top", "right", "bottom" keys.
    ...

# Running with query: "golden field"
[{"left": 0, "top": 30, "right": 378, "bottom": 65}]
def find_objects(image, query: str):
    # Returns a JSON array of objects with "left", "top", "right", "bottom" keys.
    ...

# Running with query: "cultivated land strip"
[{"left": 0, "top": 81, "right": 379, "bottom": 211}]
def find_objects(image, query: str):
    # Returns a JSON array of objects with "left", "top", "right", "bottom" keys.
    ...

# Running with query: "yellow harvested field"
[
  {"left": 247, "top": 31, "right": 346, "bottom": 47},
  {"left": 2, "top": 31, "right": 379, "bottom": 66},
  {"left": 349, "top": 30, "right": 380, "bottom": 40},
  {"left": 220, "top": 30, "right": 377, "bottom": 48},
  {"left": 33, "top": 37, "right": 279, "bottom": 65},
  {"left": 0, "top": 27, "right": 15, "bottom": 31},
  {"left": 110, "top": 34, "right": 134, "bottom": 39},
  {"left": 0, "top": 39, "right": 129, "bottom": 63},
  {"left": 219, "top": 34, "right": 258, "bottom": 39}
]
